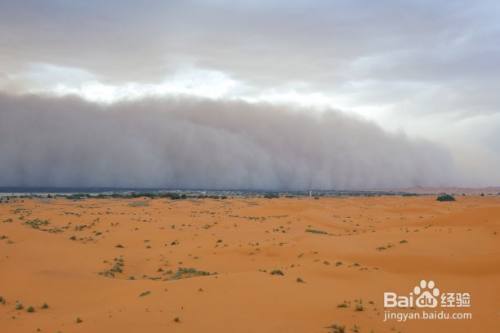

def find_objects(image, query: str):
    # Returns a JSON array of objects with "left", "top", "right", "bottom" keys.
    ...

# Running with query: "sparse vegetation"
[
  {"left": 99, "top": 257, "right": 125, "bottom": 278},
  {"left": 24, "top": 218, "right": 50, "bottom": 229},
  {"left": 170, "top": 267, "right": 211, "bottom": 280},
  {"left": 2, "top": 188, "right": 494, "bottom": 332}
]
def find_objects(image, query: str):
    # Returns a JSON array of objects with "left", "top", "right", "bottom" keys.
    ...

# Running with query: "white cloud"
[{"left": 9, "top": 65, "right": 241, "bottom": 103}]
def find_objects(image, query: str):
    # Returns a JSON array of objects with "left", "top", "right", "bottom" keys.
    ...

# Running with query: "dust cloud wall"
[{"left": 0, "top": 93, "right": 454, "bottom": 190}]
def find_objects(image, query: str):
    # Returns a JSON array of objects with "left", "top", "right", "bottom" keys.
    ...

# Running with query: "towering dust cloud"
[{"left": 0, "top": 93, "right": 454, "bottom": 190}]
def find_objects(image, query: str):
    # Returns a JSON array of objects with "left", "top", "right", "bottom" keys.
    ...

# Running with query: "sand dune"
[{"left": 0, "top": 196, "right": 499, "bottom": 332}]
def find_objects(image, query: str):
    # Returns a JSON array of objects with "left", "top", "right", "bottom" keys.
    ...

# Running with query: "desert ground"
[{"left": 0, "top": 195, "right": 499, "bottom": 333}]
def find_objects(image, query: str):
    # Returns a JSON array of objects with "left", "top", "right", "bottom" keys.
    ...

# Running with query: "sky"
[{"left": 0, "top": 0, "right": 499, "bottom": 189}]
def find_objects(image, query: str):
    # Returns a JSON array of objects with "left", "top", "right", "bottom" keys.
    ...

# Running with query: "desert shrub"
[
  {"left": 436, "top": 194, "right": 455, "bottom": 202},
  {"left": 327, "top": 324, "right": 345, "bottom": 333},
  {"left": 170, "top": 267, "right": 211, "bottom": 280},
  {"left": 128, "top": 201, "right": 149, "bottom": 207},
  {"left": 337, "top": 301, "right": 349, "bottom": 308},
  {"left": 305, "top": 228, "right": 327, "bottom": 235},
  {"left": 99, "top": 257, "right": 125, "bottom": 277}
]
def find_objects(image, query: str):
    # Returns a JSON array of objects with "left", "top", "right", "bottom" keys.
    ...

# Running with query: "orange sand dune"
[{"left": 1, "top": 196, "right": 499, "bottom": 333}]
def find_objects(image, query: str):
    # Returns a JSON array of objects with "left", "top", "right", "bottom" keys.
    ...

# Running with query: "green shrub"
[{"left": 436, "top": 194, "right": 455, "bottom": 202}]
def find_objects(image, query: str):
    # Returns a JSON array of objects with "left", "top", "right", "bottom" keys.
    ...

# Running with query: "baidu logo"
[
  {"left": 384, "top": 279, "right": 470, "bottom": 309},
  {"left": 383, "top": 279, "right": 472, "bottom": 322}
]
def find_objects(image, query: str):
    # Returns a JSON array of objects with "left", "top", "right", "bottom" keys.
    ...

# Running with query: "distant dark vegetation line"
[{"left": 0, "top": 187, "right": 418, "bottom": 200}]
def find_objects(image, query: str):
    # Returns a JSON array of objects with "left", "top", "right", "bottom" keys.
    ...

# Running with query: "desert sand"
[{"left": 0, "top": 195, "right": 499, "bottom": 333}]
